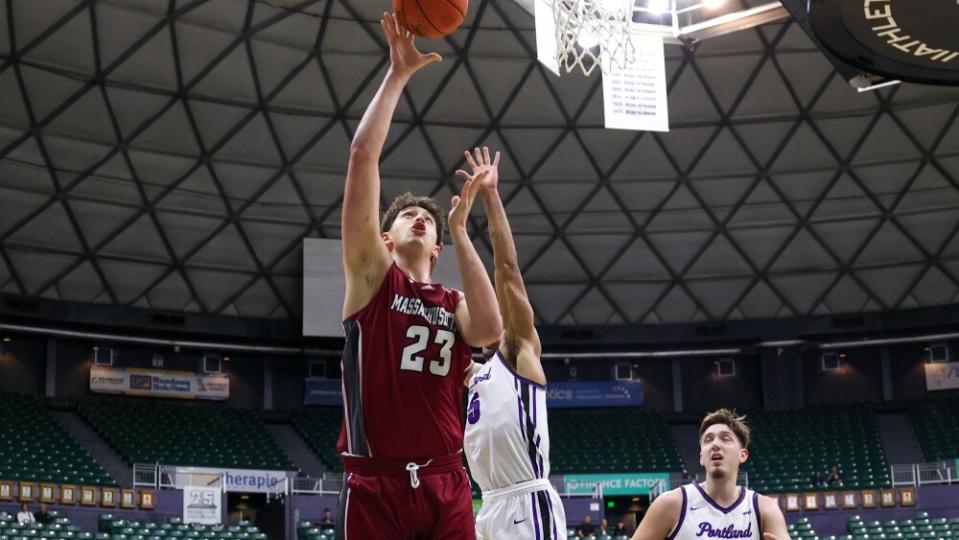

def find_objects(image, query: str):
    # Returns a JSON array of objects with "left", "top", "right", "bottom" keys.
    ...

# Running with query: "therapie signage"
[{"left": 170, "top": 466, "right": 289, "bottom": 494}]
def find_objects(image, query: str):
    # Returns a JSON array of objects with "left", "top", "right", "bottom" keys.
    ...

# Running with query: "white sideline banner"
[
  {"left": 925, "top": 361, "right": 959, "bottom": 391},
  {"left": 183, "top": 486, "right": 222, "bottom": 525},
  {"left": 90, "top": 365, "right": 229, "bottom": 400}
]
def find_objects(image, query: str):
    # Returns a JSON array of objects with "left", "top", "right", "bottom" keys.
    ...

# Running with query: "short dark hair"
[
  {"left": 381, "top": 192, "right": 446, "bottom": 246},
  {"left": 699, "top": 408, "right": 751, "bottom": 448}
]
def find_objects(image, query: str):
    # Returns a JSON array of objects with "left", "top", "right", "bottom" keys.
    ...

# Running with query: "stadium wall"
[
  {"left": 803, "top": 347, "right": 883, "bottom": 404},
  {"left": 789, "top": 485, "right": 959, "bottom": 535},
  {"left": 630, "top": 358, "right": 674, "bottom": 411},
  {"left": 0, "top": 490, "right": 182, "bottom": 532},
  {"left": 0, "top": 336, "right": 45, "bottom": 394},
  {"left": 2, "top": 330, "right": 955, "bottom": 412},
  {"left": 48, "top": 339, "right": 264, "bottom": 408},
  {"left": 682, "top": 354, "right": 763, "bottom": 411},
  {"left": 271, "top": 356, "right": 307, "bottom": 410}
]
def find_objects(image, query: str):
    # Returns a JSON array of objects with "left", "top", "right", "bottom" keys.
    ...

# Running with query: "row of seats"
[
  {"left": 0, "top": 393, "right": 115, "bottom": 486},
  {"left": 98, "top": 516, "right": 265, "bottom": 540},
  {"left": 0, "top": 390, "right": 925, "bottom": 494},
  {"left": 289, "top": 409, "right": 343, "bottom": 473},
  {"left": 849, "top": 512, "right": 959, "bottom": 540},
  {"left": 790, "top": 518, "right": 821, "bottom": 539},
  {"left": 742, "top": 403, "right": 890, "bottom": 492},
  {"left": 79, "top": 398, "right": 293, "bottom": 471},
  {"left": 910, "top": 395, "right": 959, "bottom": 462},
  {"left": 549, "top": 408, "right": 684, "bottom": 473},
  {"left": 565, "top": 534, "right": 629, "bottom": 540},
  {"left": 0, "top": 511, "right": 84, "bottom": 540},
  {"left": 0, "top": 514, "right": 268, "bottom": 540}
]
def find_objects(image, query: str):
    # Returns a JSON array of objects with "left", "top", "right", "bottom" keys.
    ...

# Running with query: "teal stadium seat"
[
  {"left": 742, "top": 404, "right": 889, "bottom": 492},
  {"left": 0, "top": 392, "right": 116, "bottom": 486},
  {"left": 548, "top": 409, "right": 684, "bottom": 473},
  {"left": 79, "top": 398, "right": 293, "bottom": 470}
]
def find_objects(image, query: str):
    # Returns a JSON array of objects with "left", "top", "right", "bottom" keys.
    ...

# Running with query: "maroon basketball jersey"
[{"left": 337, "top": 263, "right": 473, "bottom": 460}]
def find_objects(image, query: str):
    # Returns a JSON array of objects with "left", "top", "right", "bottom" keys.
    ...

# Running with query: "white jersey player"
[
  {"left": 457, "top": 147, "right": 567, "bottom": 540},
  {"left": 631, "top": 409, "right": 789, "bottom": 540},
  {"left": 669, "top": 482, "right": 760, "bottom": 540}
]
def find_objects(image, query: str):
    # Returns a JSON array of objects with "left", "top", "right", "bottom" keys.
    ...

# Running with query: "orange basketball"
[{"left": 394, "top": 0, "right": 467, "bottom": 38}]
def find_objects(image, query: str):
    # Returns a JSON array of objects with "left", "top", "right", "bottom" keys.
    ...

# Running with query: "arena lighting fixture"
[
  {"left": 677, "top": 2, "right": 788, "bottom": 43},
  {"left": 8, "top": 322, "right": 959, "bottom": 362},
  {"left": 819, "top": 331, "right": 959, "bottom": 350},
  {"left": 541, "top": 347, "right": 741, "bottom": 359},
  {"left": 646, "top": 0, "right": 670, "bottom": 14},
  {"left": 517, "top": 0, "right": 789, "bottom": 44},
  {"left": 0, "top": 322, "right": 317, "bottom": 356},
  {"left": 757, "top": 339, "right": 806, "bottom": 348}
]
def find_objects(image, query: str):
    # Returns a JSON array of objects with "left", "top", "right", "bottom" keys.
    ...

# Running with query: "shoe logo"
[
  {"left": 690, "top": 505, "right": 704, "bottom": 511},
  {"left": 513, "top": 518, "right": 528, "bottom": 524}
]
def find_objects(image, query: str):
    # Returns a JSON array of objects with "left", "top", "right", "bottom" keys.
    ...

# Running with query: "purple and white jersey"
[
  {"left": 464, "top": 351, "right": 552, "bottom": 492},
  {"left": 669, "top": 483, "right": 762, "bottom": 540}
]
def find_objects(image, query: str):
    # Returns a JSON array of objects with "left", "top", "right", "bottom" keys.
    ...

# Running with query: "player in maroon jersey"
[{"left": 334, "top": 12, "right": 503, "bottom": 540}]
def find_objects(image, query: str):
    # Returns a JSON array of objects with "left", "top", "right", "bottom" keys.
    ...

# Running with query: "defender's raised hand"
[
  {"left": 449, "top": 170, "right": 488, "bottom": 232},
  {"left": 456, "top": 146, "right": 501, "bottom": 192}
]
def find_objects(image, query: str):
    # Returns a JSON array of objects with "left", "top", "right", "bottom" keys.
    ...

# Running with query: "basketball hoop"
[{"left": 551, "top": 0, "right": 636, "bottom": 76}]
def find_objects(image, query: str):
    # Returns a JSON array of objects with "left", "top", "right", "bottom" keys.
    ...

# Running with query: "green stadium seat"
[
  {"left": 546, "top": 409, "right": 684, "bottom": 473},
  {"left": 0, "top": 392, "right": 116, "bottom": 486},
  {"left": 741, "top": 404, "right": 889, "bottom": 492},
  {"left": 78, "top": 397, "right": 294, "bottom": 472}
]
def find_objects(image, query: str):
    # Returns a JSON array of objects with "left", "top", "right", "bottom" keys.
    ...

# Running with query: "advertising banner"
[
  {"left": 925, "top": 362, "right": 959, "bottom": 391},
  {"left": 304, "top": 378, "right": 343, "bottom": 406},
  {"left": 307, "top": 378, "right": 644, "bottom": 408},
  {"left": 170, "top": 467, "right": 288, "bottom": 494},
  {"left": 183, "top": 486, "right": 221, "bottom": 525},
  {"left": 90, "top": 365, "right": 229, "bottom": 400},
  {"left": 564, "top": 473, "right": 670, "bottom": 496},
  {"left": 546, "top": 380, "right": 643, "bottom": 408}
]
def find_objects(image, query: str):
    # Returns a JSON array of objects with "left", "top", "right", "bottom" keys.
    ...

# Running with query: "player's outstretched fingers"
[
  {"left": 381, "top": 12, "right": 395, "bottom": 42},
  {"left": 464, "top": 150, "right": 478, "bottom": 170}
]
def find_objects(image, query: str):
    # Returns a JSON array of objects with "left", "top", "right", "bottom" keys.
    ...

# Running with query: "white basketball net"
[{"left": 552, "top": 0, "right": 636, "bottom": 76}]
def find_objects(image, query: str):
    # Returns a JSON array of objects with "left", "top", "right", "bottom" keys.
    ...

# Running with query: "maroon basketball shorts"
[{"left": 335, "top": 452, "right": 475, "bottom": 540}]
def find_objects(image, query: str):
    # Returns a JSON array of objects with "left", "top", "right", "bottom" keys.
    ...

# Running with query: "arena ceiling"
[{"left": 1, "top": 0, "right": 958, "bottom": 327}]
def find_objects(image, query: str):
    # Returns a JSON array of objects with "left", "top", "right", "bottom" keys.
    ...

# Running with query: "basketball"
[{"left": 393, "top": 0, "right": 467, "bottom": 38}]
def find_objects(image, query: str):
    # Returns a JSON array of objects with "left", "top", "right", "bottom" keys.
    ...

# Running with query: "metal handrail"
[
  {"left": 291, "top": 476, "right": 341, "bottom": 495},
  {"left": 132, "top": 463, "right": 158, "bottom": 489},
  {"left": 890, "top": 461, "right": 955, "bottom": 487}
]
